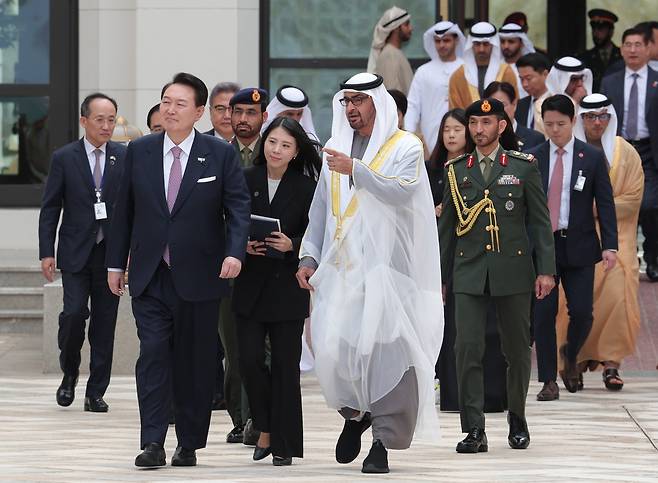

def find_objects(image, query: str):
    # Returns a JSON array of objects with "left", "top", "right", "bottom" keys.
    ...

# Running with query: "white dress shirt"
[
  {"left": 163, "top": 129, "right": 195, "bottom": 194},
  {"left": 622, "top": 65, "right": 649, "bottom": 140},
  {"left": 548, "top": 136, "right": 574, "bottom": 230},
  {"left": 83, "top": 137, "right": 106, "bottom": 181}
]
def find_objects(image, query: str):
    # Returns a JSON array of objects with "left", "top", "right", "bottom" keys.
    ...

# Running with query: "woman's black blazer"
[{"left": 232, "top": 163, "right": 316, "bottom": 321}]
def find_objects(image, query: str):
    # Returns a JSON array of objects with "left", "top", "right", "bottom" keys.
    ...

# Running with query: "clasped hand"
[{"left": 246, "top": 231, "right": 293, "bottom": 256}]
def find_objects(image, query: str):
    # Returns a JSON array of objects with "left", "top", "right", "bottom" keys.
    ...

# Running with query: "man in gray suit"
[{"left": 601, "top": 26, "right": 658, "bottom": 280}]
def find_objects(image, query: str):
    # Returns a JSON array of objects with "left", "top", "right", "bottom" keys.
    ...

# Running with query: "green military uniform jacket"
[
  {"left": 438, "top": 147, "right": 556, "bottom": 296},
  {"left": 579, "top": 44, "right": 622, "bottom": 92}
]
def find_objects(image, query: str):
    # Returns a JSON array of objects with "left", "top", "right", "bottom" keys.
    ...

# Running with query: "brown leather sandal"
[{"left": 602, "top": 368, "right": 624, "bottom": 391}]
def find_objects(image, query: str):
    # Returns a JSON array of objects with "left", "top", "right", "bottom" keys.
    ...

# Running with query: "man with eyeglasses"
[
  {"left": 206, "top": 82, "right": 240, "bottom": 142},
  {"left": 229, "top": 87, "right": 269, "bottom": 167},
  {"left": 552, "top": 93, "right": 643, "bottom": 393},
  {"left": 297, "top": 72, "right": 442, "bottom": 474},
  {"left": 546, "top": 57, "right": 593, "bottom": 106},
  {"left": 601, "top": 27, "right": 658, "bottom": 281}
]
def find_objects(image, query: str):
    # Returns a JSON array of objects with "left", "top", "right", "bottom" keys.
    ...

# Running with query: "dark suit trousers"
[
  {"left": 131, "top": 263, "right": 220, "bottom": 450},
  {"left": 636, "top": 141, "right": 658, "bottom": 263},
  {"left": 454, "top": 291, "right": 531, "bottom": 432},
  {"left": 58, "top": 241, "right": 118, "bottom": 397},
  {"left": 236, "top": 316, "right": 304, "bottom": 458},
  {"left": 534, "top": 234, "right": 595, "bottom": 382}
]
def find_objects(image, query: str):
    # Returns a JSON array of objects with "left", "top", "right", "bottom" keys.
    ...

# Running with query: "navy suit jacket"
[
  {"left": 38, "top": 139, "right": 127, "bottom": 272},
  {"left": 600, "top": 66, "right": 658, "bottom": 168},
  {"left": 515, "top": 96, "right": 532, "bottom": 127},
  {"left": 516, "top": 124, "right": 545, "bottom": 152},
  {"left": 527, "top": 138, "right": 618, "bottom": 267},
  {"left": 106, "top": 130, "right": 251, "bottom": 301}
]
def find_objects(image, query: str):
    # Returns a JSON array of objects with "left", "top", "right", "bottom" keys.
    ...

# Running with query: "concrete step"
[
  {"left": 0, "top": 268, "right": 46, "bottom": 288},
  {"left": 0, "top": 287, "right": 44, "bottom": 310},
  {"left": 0, "top": 309, "right": 43, "bottom": 334}
]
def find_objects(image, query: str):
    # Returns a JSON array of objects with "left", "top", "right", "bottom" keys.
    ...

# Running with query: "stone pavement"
[{"left": 1, "top": 333, "right": 657, "bottom": 482}]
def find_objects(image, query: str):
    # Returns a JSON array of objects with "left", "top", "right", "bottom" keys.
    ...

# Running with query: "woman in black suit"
[
  {"left": 430, "top": 109, "right": 509, "bottom": 413},
  {"left": 232, "top": 117, "right": 321, "bottom": 466}
]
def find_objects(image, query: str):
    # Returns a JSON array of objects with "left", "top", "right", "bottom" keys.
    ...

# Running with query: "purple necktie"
[
  {"left": 93, "top": 149, "right": 104, "bottom": 244},
  {"left": 163, "top": 146, "right": 183, "bottom": 265}
]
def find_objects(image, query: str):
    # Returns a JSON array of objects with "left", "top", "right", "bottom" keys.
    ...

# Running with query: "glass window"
[
  {"left": 266, "top": 0, "right": 438, "bottom": 142},
  {"left": 0, "top": 0, "right": 50, "bottom": 84},
  {"left": 0, "top": 96, "right": 49, "bottom": 181}
]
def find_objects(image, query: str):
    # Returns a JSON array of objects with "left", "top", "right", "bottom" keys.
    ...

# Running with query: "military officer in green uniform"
[{"left": 438, "top": 98, "right": 556, "bottom": 453}]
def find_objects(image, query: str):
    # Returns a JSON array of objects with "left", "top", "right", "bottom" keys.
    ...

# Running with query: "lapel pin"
[
  {"left": 109, "top": 155, "right": 116, "bottom": 165},
  {"left": 254, "top": 191, "right": 259, "bottom": 197},
  {"left": 198, "top": 157, "right": 205, "bottom": 163},
  {"left": 652, "top": 81, "right": 657, "bottom": 88},
  {"left": 578, "top": 152, "right": 584, "bottom": 158}
]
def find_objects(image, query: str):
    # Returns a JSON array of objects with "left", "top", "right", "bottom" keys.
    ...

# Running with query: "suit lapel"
[
  {"left": 74, "top": 139, "right": 95, "bottom": 195},
  {"left": 537, "top": 142, "right": 550, "bottom": 193},
  {"left": 270, "top": 168, "right": 297, "bottom": 215},
  {"left": 613, "top": 73, "right": 625, "bottom": 133},
  {"left": 102, "top": 142, "right": 119, "bottom": 195},
  {"left": 467, "top": 154, "right": 486, "bottom": 189},
  {"left": 251, "top": 165, "right": 271, "bottom": 217},
  {"left": 570, "top": 141, "right": 585, "bottom": 191},
  {"left": 147, "top": 133, "right": 169, "bottom": 216},
  {"left": 171, "top": 130, "right": 210, "bottom": 216},
  {"left": 646, "top": 68, "right": 658, "bottom": 117}
]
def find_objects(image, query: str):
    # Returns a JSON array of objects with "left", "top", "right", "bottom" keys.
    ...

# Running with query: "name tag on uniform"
[
  {"left": 574, "top": 171, "right": 586, "bottom": 192},
  {"left": 94, "top": 202, "right": 107, "bottom": 220}
]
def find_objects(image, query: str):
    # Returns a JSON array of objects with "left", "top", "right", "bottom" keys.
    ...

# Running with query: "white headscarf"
[
  {"left": 546, "top": 56, "right": 593, "bottom": 97},
  {"left": 327, "top": 72, "right": 399, "bottom": 164},
  {"left": 261, "top": 85, "right": 318, "bottom": 140},
  {"left": 422, "top": 20, "right": 466, "bottom": 61},
  {"left": 574, "top": 93, "right": 618, "bottom": 166},
  {"left": 367, "top": 6, "right": 410, "bottom": 73},
  {"left": 463, "top": 22, "right": 504, "bottom": 91},
  {"left": 498, "top": 23, "right": 535, "bottom": 56}
]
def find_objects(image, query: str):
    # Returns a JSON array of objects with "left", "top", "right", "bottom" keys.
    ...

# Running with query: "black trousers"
[
  {"left": 534, "top": 233, "right": 595, "bottom": 382},
  {"left": 131, "top": 262, "right": 220, "bottom": 450},
  {"left": 58, "top": 241, "right": 119, "bottom": 398},
  {"left": 636, "top": 141, "right": 658, "bottom": 264},
  {"left": 236, "top": 316, "right": 304, "bottom": 458}
]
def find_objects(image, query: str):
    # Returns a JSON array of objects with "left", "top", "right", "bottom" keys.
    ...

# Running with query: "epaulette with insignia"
[
  {"left": 444, "top": 152, "right": 469, "bottom": 167},
  {"left": 507, "top": 150, "right": 535, "bottom": 162}
]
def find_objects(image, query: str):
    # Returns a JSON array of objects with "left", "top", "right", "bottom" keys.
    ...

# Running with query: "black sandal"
[{"left": 602, "top": 368, "right": 624, "bottom": 391}]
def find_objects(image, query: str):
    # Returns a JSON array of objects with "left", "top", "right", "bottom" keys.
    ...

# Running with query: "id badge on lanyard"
[{"left": 94, "top": 189, "right": 107, "bottom": 220}]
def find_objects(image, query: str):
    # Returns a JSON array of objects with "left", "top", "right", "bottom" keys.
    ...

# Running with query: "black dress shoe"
[
  {"left": 243, "top": 418, "right": 260, "bottom": 446},
  {"left": 171, "top": 446, "right": 196, "bottom": 466},
  {"left": 135, "top": 442, "right": 166, "bottom": 467},
  {"left": 84, "top": 396, "right": 109, "bottom": 412},
  {"left": 507, "top": 412, "right": 530, "bottom": 449},
  {"left": 456, "top": 427, "right": 488, "bottom": 453},
  {"left": 226, "top": 424, "right": 244, "bottom": 443},
  {"left": 253, "top": 445, "right": 272, "bottom": 461},
  {"left": 646, "top": 262, "right": 658, "bottom": 282},
  {"left": 361, "top": 439, "right": 389, "bottom": 474},
  {"left": 56, "top": 375, "right": 78, "bottom": 407},
  {"left": 212, "top": 393, "right": 227, "bottom": 411},
  {"left": 335, "top": 413, "right": 372, "bottom": 464},
  {"left": 272, "top": 455, "right": 292, "bottom": 466}
]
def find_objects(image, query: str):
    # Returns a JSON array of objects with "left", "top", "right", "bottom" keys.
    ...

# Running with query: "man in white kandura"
[
  {"left": 405, "top": 20, "right": 466, "bottom": 154},
  {"left": 295, "top": 73, "right": 443, "bottom": 474},
  {"left": 261, "top": 84, "right": 318, "bottom": 141}
]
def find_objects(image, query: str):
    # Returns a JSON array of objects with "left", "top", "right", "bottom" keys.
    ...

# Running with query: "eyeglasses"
[
  {"left": 581, "top": 113, "right": 612, "bottom": 121},
  {"left": 213, "top": 105, "right": 230, "bottom": 114},
  {"left": 339, "top": 96, "right": 369, "bottom": 107}
]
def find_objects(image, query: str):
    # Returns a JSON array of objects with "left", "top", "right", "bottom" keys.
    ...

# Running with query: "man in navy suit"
[
  {"left": 528, "top": 95, "right": 618, "bottom": 401},
  {"left": 601, "top": 27, "right": 658, "bottom": 280},
  {"left": 39, "top": 93, "right": 126, "bottom": 413},
  {"left": 106, "top": 73, "right": 250, "bottom": 468}
]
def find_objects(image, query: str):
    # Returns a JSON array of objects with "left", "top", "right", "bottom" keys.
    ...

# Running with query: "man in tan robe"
[
  {"left": 367, "top": 6, "right": 413, "bottom": 95},
  {"left": 556, "top": 93, "right": 643, "bottom": 391},
  {"left": 448, "top": 21, "right": 518, "bottom": 109}
]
